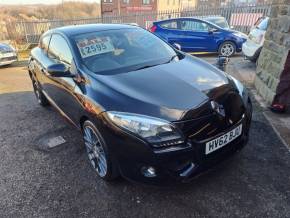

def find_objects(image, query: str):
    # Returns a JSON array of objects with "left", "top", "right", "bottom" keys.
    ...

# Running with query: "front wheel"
[
  {"left": 82, "top": 120, "right": 119, "bottom": 181},
  {"left": 219, "top": 41, "right": 236, "bottom": 57}
]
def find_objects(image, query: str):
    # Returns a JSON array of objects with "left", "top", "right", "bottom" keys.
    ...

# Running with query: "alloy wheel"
[
  {"left": 220, "top": 43, "right": 235, "bottom": 56},
  {"left": 83, "top": 125, "right": 108, "bottom": 177}
]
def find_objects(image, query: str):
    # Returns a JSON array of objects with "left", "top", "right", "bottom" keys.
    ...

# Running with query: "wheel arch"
[
  {"left": 80, "top": 115, "right": 89, "bottom": 130},
  {"left": 218, "top": 39, "right": 237, "bottom": 50}
]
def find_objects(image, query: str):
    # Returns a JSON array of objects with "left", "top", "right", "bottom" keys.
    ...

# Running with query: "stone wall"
[{"left": 255, "top": 0, "right": 290, "bottom": 105}]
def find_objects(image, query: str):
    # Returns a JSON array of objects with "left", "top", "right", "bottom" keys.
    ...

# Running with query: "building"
[
  {"left": 180, "top": 0, "right": 197, "bottom": 10},
  {"left": 101, "top": 0, "right": 197, "bottom": 15},
  {"left": 101, "top": 0, "right": 157, "bottom": 15},
  {"left": 157, "top": 0, "right": 181, "bottom": 12}
]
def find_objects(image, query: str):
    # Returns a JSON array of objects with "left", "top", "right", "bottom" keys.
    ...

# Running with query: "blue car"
[{"left": 150, "top": 17, "right": 247, "bottom": 56}]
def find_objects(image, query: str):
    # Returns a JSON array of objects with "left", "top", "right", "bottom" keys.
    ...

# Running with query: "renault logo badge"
[{"left": 211, "top": 101, "right": 225, "bottom": 117}]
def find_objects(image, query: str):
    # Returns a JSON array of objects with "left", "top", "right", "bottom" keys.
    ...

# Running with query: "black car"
[{"left": 28, "top": 24, "right": 252, "bottom": 184}]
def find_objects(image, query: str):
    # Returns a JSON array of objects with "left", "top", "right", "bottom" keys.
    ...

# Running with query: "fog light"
[{"left": 141, "top": 166, "right": 156, "bottom": 178}]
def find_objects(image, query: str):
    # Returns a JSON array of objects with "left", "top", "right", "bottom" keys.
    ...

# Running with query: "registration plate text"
[{"left": 205, "top": 124, "right": 242, "bottom": 155}]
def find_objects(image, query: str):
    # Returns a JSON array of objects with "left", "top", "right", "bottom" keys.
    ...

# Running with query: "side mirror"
[
  {"left": 172, "top": 43, "right": 181, "bottom": 51},
  {"left": 208, "top": 28, "right": 218, "bottom": 34},
  {"left": 47, "top": 63, "right": 73, "bottom": 77}
]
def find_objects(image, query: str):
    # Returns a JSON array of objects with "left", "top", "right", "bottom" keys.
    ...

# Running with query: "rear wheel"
[
  {"left": 32, "top": 80, "right": 49, "bottom": 107},
  {"left": 219, "top": 41, "right": 236, "bottom": 57},
  {"left": 82, "top": 120, "right": 119, "bottom": 181}
]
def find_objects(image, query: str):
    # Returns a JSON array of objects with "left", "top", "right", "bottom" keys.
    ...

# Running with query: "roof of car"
[
  {"left": 204, "top": 16, "right": 226, "bottom": 20},
  {"left": 48, "top": 24, "right": 137, "bottom": 37},
  {"left": 155, "top": 17, "right": 206, "bottom": 23}
]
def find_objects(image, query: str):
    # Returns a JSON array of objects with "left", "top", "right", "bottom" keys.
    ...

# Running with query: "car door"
[
  {"left": 178, "top": 19, "right": 218, "bottom": 52},
  {"left": 30, "top": 34, "right": 51, "bottom": 86},
  {"left": 41, "top": 34, "right": 80, "bottom": 124},
  {"left": 157, "top": 20, "right": 186, "bottom": 47}
]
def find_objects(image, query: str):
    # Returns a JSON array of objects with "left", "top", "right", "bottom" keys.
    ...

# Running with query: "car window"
[
  {"left": 40, "top": 35, "right": 51, "bottom": 52},
  {"left": 256, "top": 17, "right": 269, "bottom": 31},
  {"left": 180, "top": 20, "right": 209, "bottom": 31},
  {"left": 73, "top": 28, "right": 177, "bottom": 74},
  {"left": 206, "top": 18, "right": 229, "bottom": 29},
  {"left": 160, "top": 21, "right": 178, "bottom": 29},
  {"left": 48, "top": 34, "right": 73, "bottom": 65}
]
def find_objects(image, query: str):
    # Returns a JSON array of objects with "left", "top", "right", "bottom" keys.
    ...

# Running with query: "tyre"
[
  {"left": 82, "top": 120, "right": 119, "bottom": 181},
  {"left": 218, "top": 41, "right": 236, "bottom": 57},
  {"left": 32, "top": 79, "right": 49, "bottom": 106}
]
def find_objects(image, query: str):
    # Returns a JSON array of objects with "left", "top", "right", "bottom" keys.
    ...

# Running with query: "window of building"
[
  {"left": 142, "top": 0, "right": 150, "bottom": 5},
  {"left": 103, "top": 0, "right": 112, "bottom": 3}
]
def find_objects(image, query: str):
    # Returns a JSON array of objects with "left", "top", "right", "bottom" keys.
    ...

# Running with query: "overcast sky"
[{"left": 0, "top": 0, "right": 100, "bottom": 4}]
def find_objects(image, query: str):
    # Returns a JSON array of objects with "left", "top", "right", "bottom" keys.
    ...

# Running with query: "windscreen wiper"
[
  {"left": 167, "top": 55, "right": 179, "bottom": 63},
  {"left": 134, "top": 63, "right": 161, "bottom": 71}
]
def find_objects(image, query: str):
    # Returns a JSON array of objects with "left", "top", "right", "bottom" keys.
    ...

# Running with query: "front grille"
[{"left": 175, "top": 91, "right": 245, "bottom": 142}]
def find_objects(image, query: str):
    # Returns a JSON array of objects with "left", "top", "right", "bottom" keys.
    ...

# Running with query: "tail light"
[{"left": 150, "top": 25, "right": 157, "bottom": 33}]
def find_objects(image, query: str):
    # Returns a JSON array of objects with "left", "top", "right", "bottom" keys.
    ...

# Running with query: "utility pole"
[
  {"left": 118, "top": 0, "right": 121, "bottom": 16},
  {"left": 62, "top": 0, "right": 65, "bottom": 19}
]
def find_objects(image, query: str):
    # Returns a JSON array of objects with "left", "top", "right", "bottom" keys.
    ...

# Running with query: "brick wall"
[
  {"left": 101, "top": 0, "right": 157, "bottom": 15},
  {"left": 255, "top": 0, "right": 290, "bottom": 106}
]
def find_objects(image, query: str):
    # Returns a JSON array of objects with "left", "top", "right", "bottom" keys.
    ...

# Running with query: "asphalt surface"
[{"left": 0, "top": 58, "right": 290, "bottom": 218}]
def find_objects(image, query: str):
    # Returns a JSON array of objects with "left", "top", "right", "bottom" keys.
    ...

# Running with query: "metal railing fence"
[{"left": 5, "top": 3, "right": 272, "bottom": 46}]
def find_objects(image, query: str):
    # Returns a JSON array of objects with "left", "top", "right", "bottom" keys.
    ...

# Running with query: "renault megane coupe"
[{"left": 28, "top": 24, "right": 252, "bottom": 184}]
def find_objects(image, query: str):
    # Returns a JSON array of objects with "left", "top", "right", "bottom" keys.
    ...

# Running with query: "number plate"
[
  {"left": 76, "top": 37, "right": 114, "bottom": 58},
  {"left": 205, "top": 124, "right": 242, "bottom": 155}
]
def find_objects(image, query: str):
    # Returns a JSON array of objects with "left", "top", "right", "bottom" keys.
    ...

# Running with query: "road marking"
[{"left": 47, "top": 136, "right": 66, "bottom": 148}]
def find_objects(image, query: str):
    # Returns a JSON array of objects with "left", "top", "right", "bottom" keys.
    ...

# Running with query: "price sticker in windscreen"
[{"left": 76, "top": 37, "right": 115, "bottom": 58}]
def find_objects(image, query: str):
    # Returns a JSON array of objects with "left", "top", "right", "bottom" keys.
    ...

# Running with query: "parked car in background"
[
  {"left": 150, "top": 17, "right": 247, "bottom": 56},
  {"left": 242, "top": 17, "right": 269, "bottom": 62},
  {"left": 28, "top": 24, "right": 252, "bottom": 184},
  {"left": 204, "top": 16, "right": 231, "bottom": 30},
  {"left": 0, "top": 43, "right": 17, "bottom": 66}
]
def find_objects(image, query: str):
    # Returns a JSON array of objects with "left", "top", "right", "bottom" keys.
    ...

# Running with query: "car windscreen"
[
  {"left": 73, "top": 28, "right": 177, "bottom": 74},
  {"left": 256, "top": 17, "right": 269, "bottom": 31},
  {"left": 206, "top": 18, "right": 229, "bottom": 29},
  {"left": 0, "top": 44, "right": 13, "bottom": 52}
]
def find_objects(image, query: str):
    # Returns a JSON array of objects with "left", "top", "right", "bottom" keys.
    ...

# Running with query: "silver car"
[{"left": 0, "top": 43, "right": 18, "bottom": 66}]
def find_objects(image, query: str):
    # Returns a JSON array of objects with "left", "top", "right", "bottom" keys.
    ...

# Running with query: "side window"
[
  {"left": 160, "top": 21, "right": 178, "bottom": 29},
  {"left": 40, "top": 35, "right": 51, "bottom": 52},
  {"left": 180, "top": 20, "right": 210, "bottom": 32},
  {"left": 48, "top": 34, "right": 73, "bottom": 65}
]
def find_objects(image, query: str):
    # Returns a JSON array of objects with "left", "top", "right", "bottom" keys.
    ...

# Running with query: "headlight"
[
  {"left": 233, "top": 32, "right": 248, "bottom": 39},
  {"left": 228, "top": 75, "right": 248, "bottom": 100},
  {"left": 106, "top": 111, "right": 184, "bottom": 148}
]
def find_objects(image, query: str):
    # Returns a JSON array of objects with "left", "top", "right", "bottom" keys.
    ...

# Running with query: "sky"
[{"left": 0, "top": 0, "right": 99, "bottom": 5}]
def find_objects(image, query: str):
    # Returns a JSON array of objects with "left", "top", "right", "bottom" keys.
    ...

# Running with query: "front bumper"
[
  {"left": 235, "top": 38, "right": 247, "bottom": 52},
  {"left": 0, "top": 56, "right": 17, "bottom": 66},
  {"left": 98, "top": 110, "right": 251, "bottom": 185},
  {"left": 242, "top": 40, "right": 262, "bottom": 59}
]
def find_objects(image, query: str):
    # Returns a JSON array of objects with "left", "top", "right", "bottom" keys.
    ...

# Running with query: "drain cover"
[{"left": 47, "top": 136, "right": 66, "bottom": 148}]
